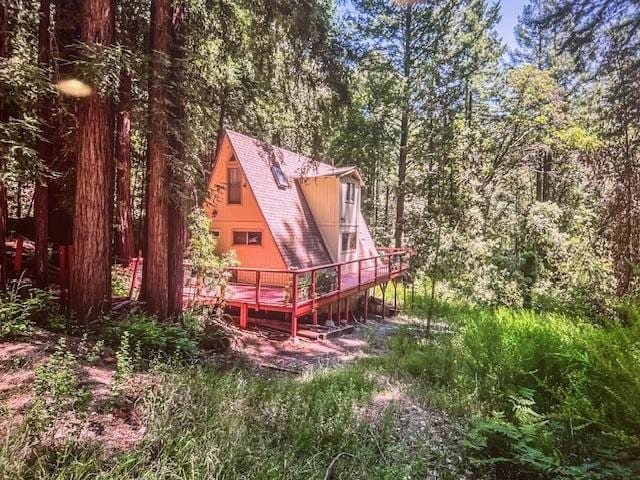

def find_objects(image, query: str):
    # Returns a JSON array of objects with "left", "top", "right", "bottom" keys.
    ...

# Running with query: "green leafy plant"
[
  {"left": 0, "top": 285, "right": 57, "bottom": 339},
  {"left": 29, "top": 338, "right": 89, "bottom": 431}
]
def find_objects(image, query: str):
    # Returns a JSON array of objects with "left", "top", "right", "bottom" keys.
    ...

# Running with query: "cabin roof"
[{"left": 223, "top": 129, "right": 377, "bottom": 269}]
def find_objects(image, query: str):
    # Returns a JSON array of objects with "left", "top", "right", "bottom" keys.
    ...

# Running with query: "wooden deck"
[{"left": 126, "top": 249, "right": 411, "bottom": 337}]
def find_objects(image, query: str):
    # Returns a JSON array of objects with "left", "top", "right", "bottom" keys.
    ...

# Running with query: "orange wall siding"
[{"left": 205, "top": 137, "right": 287, "bottom": 274}]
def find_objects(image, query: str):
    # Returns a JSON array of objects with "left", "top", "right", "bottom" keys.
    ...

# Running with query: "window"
[
  {"left": 233, "top": 231, "right": 262, "bottom": 246},
  {"left": 341, "top": 232, "right": 357, "bottom": 252},
  {"left": 271, "top": 162, "right": 288, "bottom": 188},
  {"left": 345, "top": 182, "right": 356, "bottom": 203},
  {"left": 227, "top": 167, "right": 241, "bottom": 204},
  {"left": 211, "top": 230, "right": 220, "bottom": 239}
]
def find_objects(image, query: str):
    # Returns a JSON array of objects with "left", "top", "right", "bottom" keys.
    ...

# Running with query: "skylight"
[{"left": 271, "top": 162, "right": 288, "bottom": 189}]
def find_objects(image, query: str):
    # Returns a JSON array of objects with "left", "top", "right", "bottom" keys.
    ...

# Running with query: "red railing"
[{"left": 125, "top": 249, "right": 411, "bottom": 309}]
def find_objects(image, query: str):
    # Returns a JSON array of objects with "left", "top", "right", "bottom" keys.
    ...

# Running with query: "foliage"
[
  {"left": 102, "top": 311, "right": 198, "bottom": 365},
  {"left": 0, "top": 363, "right": 461, "bottom": 479},
  {"left": 111, "top": 265, "right": 132, "bottom": 298},
  {"left": 29, "top": 338, "right": 89, "bottom": 431},
  {"left": 378, "top": 299, "right": 640, "bottom": 479},
  {"left": 0, "top": 286, "right": 58, "bottom": 339},
  {"left": 186, "top": 208, "right": 236, "bottom": 294}
]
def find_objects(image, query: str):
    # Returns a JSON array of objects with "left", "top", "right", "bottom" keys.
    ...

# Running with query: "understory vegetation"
[{"left": 3, "top": 285, "right": 640, "bottom": 479}]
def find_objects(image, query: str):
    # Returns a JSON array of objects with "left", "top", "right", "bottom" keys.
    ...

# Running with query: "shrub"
[
  {"left": 103, "top": 311, "right": 198, "bottom": 365},
  {"left": 0, "top": 286, "right": 57, "bottom": 339},
  {"left": 29, "top": 338, "right": 89, "bottom": 430}
]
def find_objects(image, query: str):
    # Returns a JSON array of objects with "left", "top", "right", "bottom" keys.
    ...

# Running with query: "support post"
[
  {"left": 329, "top": 302, "right": 333, "bottom": 324},
  {"left": 364, "top": 288, "right": 369, "bottom": 320},
  {"left": 256, "top": 271, "right": 261, "bottom": 311},
  {"left": 393, "top": 281, "right": 398, "bottom": 316},
  {"left": 374, "top": 256, "right": 378, "bottom": 282},
  {"left": 14, "top": 237, "right": 23, "bottom": 274},
  {"left": 346, "top": 297, "right": 351, "bottom": 323},
  {"left": 128, "top": 255, "right": 139, "bottom": 299},
  {"left": 338, "top": 298, "right": 343, "bottom": 325},
  {"left": 357, "top": 259, "right": 362, "bottom": 286},
  {"left": 240, "top": 303, "right": 248, "bottom": 329},
  {"left": 381, "top": 282, "right": 387, "bottom": 318},
  {"left": 291, "top": 272, "right": 298, "bottom": 337}
]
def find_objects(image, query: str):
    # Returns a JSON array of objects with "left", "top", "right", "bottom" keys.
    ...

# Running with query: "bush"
[
  {"left": 382, "top": 304, "right": 640, "bottom": 479},
  {"left": 102, "top": 311, "right": 198, "bottom": 365},
  {"left": 0, "top": 286, "right": 57, "bottom": 339}
]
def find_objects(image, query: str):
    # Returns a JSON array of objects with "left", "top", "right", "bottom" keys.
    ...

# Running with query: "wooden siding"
[{"left": 205, "top": 136, "right": 287, "bottom": 272}]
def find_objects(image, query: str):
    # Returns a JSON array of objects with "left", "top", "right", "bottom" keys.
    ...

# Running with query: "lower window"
[
  {"left": 233, "top": 231, "right": 262, "bottom": 246},
  {"left": 341, "top": 232, "right": 357, "bottom": 251}
]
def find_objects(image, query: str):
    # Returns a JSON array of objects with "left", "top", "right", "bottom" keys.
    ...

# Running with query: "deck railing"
[
  {"left": 223, "top": 249, "right": 411, "bottom": 308},
  {"left": 126, "top": 249, "right": 411, "bottom": 308}
]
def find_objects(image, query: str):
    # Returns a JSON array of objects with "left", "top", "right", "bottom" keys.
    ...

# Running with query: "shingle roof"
[{"left": 224, "top": 130, "right": 378, "bottom": 269}]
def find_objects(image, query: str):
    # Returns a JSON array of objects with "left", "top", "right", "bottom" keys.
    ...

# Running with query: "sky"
[{"left": 497, "top": 0, "right": 528, "bottom": 52}]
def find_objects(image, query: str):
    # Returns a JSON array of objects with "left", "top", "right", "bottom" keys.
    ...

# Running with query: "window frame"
[
  {"left": 232, "top": 230, "right": 263, "bottom": 247},
  {"left": 345, "top": 182, "right": 356, "bottom": 204},
  {"left": 271, "top": 162, "right": 288, "bottom": 189},
  {"left": 341, "top": 231, "right": 357, "bottom": 252},
  {"left": 227, "top": 167, "right": 242, "bottom": 205}
]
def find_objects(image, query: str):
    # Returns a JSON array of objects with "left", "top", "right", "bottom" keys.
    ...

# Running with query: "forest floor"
[{"left": 1, "top": 316, "right": 467, "bottom": 479}]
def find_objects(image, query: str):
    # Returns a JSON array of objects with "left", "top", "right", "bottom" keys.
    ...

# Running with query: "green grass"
[
  {"left": 370, "top": 292, "right": 640, "bottom": 479},
  {"left": 1, "top": 363, "right": 461, "bottom": 479}
]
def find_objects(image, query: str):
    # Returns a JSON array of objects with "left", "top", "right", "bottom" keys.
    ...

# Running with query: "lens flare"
[{"left": 56, "top": 79, "right": 93, "bottom": 97}]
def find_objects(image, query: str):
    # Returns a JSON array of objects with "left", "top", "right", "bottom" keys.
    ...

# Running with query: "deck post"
[
  {"left": 374, "top": 256, "right": 378, "bottom": 281},
  {"left": 256, "top": 271, "right": 261, "bottom": 311},
  {"left": 346, "top": 297, "right": 351, "bottom": 323},
  {"left": 291, "top": 272, "right": 298, "bottom": 337},
  {"left": 357, "top": 259, "right": 362, "bottom": 286},
  {"left": 337, "top": 264, "right": 342, "bottom": 292},
  {"left": 240, "top": 303, "right": 248, "bottom": 329},
  {"left": 393, "top": 280, "right": 398, "bottom": 316},
  {"left": 381, "top": 282, "right": 387, "bottom": 318},
  {"left": 311, "top": 270, "right": 317, "bottom": 325},
  {"left": 14, "top": 237, "right": 23, "bottom": 273},
  {"left": 364, "top": 289, "right": 369, "bottom": 320}
]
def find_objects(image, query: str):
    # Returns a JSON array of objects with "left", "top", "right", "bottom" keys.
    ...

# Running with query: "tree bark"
[
  {"left": 50, "top": 0, "right": 80, "bottom": 246},
  {"left": 167, "top": 3, "right": 186, "bottom": 318},
  {"left": 394, "top": 5, "right": 412, "bottom": 248},
  {"left": 143, "top": 0, "right": 171, "bottom": 319},
  {"left": 114, "top": 70, "right": 135, "bottom": 265},
  {"left": 69, "top": 0, "right": 114, "bottom": 321},
  {"left": 0, "top": 0, "right": 8, "bottom": 290},
  {"left": 34, "top": 0, "right": 52, "bottom": 286}
]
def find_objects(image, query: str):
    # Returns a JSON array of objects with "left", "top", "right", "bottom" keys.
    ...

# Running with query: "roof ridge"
[{"left": 225, "top": 128, "right": 335, "bottom": 170}]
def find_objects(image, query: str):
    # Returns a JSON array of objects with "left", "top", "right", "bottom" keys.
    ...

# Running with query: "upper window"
[
  {"left": 345, "top": 182, "right": 356, "bottom": 203},
  {"left": 227, "top": 167, "right": 241, "bottom": 204},
  {"left": 341, "top": 232, "right": 357, "bottom": 252},
  {"left": 271, "top": 162, "right": 288, "bottom": 189},
  {"left": 233, "top": 231, "right": 262, "bottom": 246}
]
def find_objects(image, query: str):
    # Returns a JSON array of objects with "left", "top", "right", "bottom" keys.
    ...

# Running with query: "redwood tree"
[
  {"left": 167, "top": 3, "right": 187, "bottom": 318},
  {"left": 114, "top": 70, "right": 135, "bottom": 265},
  {"left": 144, "top": 0, "right": 171, "bottom": 318},
  {"left": 0, "top": 0, "right": 7, "bottom": 290},
  {"left": 34, "top": 0, "right": 52, "bottom": 286},
  {"left": 69, "top": 0, "right": 114, "bottom": 320}
]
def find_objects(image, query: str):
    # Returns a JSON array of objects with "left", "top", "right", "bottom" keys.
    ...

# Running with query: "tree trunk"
[
  {"left": 167, "top": 3, "right": 186, "bottom": 318},
  {"left": 69, "top": 0, "right": 114, "bottom": 321},
  {"left": 114, "top": 70, "right": 135, "bottom": 265},
  {"left": 143, "top": 0, "right": 171, "bottom": 319},
  {"left": 0, "top": 0, "right": 7, "bottom": 290},
  {"left": 50, "top": 0, "right": 80, "bottom": 246},
  {"left": 394, "top": 5, "right": 412, "bottom": 248},
  {"left": 34, "top": 0, "right": 52, "bottom": 286}
]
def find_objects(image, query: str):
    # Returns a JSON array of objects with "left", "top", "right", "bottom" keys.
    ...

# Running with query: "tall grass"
[
  {"left": 378, "top": 300, "right": 640, "bottom": 479},
  {"left": 1, "top": 364, "right": 454, "bottom": 479}
]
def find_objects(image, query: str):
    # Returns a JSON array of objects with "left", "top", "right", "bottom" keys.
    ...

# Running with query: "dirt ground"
[{"left": 0, "top": 317, "right": 460, "bottom": 466}]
